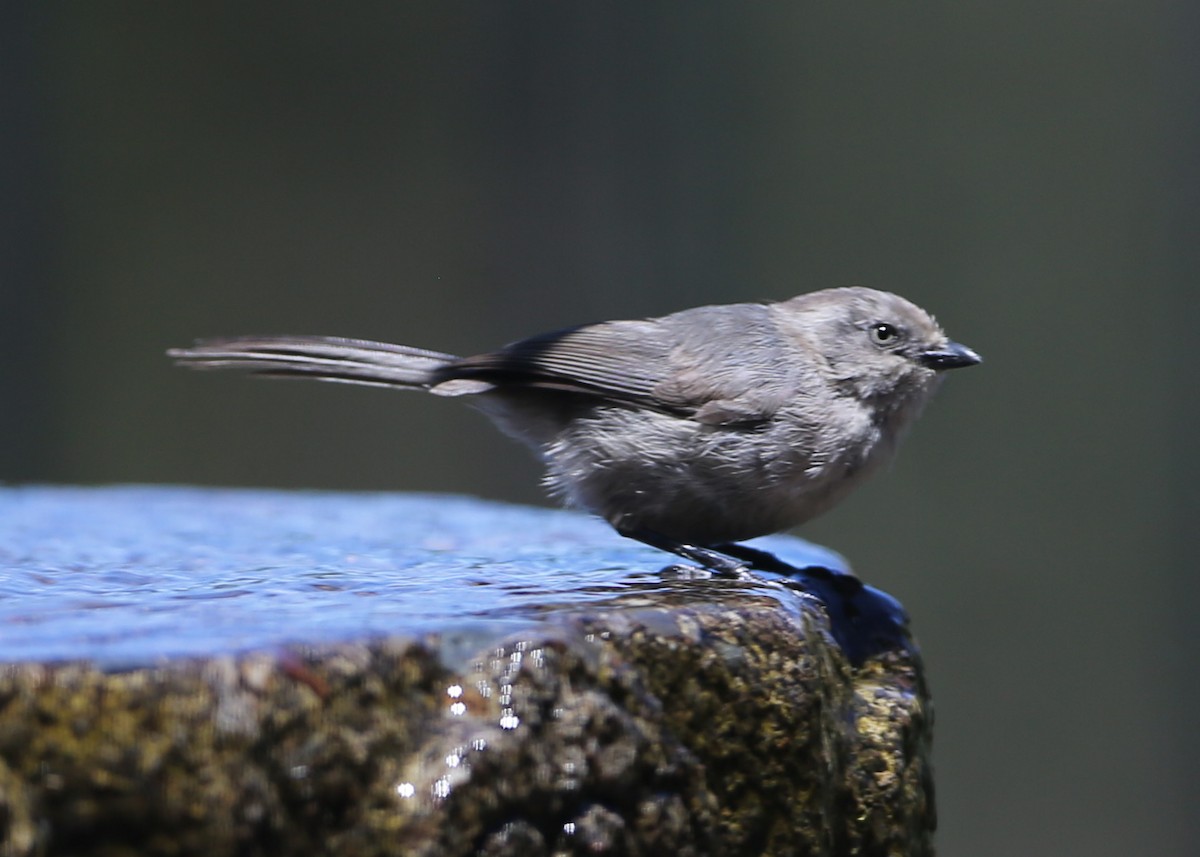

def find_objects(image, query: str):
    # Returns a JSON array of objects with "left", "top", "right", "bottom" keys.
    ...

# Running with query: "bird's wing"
[
  {"left": 440, "top": 320, "right": 679, "bottom": 407},
  {"left": 440, "top": 306, "right": 794, "bottom": 425}
]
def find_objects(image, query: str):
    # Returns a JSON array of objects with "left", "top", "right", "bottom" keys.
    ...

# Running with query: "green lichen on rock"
[
  {"left": 0, "top": 642, "right": 449, "bottom": 855},
  {"left": 0, "top": 587, "right": 933, "bottom": 856}
]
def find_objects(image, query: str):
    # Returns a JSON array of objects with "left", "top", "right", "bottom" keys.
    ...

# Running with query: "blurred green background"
[{"left": 4, "top": 3, "right": 1195, "bottom": 854}]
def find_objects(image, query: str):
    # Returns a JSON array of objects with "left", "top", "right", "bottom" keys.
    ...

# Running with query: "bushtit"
[{"left": 169, "top": 287, "right": 979, "bottom": 577}]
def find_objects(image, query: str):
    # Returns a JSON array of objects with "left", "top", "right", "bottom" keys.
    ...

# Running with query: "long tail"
[{"left": 167, "top": 335, "right": 458, "bottom": 390}]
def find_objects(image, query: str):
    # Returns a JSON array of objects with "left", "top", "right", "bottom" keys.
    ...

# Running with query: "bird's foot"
[{"left": 617, "top": 525, "right": 754, "bottom": 580}]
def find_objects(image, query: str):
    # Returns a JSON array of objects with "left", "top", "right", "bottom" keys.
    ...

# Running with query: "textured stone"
[{"left": 0, "top": 486, "right": 934, "bottom": 855}]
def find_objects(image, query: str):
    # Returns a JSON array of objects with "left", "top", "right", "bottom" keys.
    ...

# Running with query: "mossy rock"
[{"left": 0, "top": 486, "right": 934, "bottom": 856}]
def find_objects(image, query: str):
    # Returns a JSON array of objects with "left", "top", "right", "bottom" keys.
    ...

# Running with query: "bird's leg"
[{"left": 616, "top": 526, "right": 752, "bottom": 580}]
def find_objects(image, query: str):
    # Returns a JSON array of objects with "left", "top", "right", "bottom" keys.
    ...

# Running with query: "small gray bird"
[{"left": 169, "top": 287, "right": 979, "bottom": 576}]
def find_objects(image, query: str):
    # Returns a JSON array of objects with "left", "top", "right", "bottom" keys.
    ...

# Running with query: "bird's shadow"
[{"left": 694, "top": 542, "right": 915, "bottom": 667}]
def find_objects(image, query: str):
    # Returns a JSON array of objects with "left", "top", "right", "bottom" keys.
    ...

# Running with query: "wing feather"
[
  {"left": 438, "top": 304, "right": 794, "bottom": 425},
  {"left": 439, "top": 320, "right": 679, "bottom": 408}
]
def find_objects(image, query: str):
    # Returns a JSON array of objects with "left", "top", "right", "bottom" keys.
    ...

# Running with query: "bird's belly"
[{"left": 544, "top": 409, "right": 889, "bottom": 545}]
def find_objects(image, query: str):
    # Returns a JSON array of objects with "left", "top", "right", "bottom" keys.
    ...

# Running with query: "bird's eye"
[{"left": 868, "top": 323, "right": 901, "bottom": 347}]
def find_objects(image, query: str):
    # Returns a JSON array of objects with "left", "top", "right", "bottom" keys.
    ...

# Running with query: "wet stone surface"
[{"left": 0, "top": 486, "right": 935, "bottom": 856}]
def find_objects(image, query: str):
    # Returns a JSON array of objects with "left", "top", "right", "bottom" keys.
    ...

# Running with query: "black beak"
[{"left": 919, "top": 341, "right": 982, "bottom": 370}]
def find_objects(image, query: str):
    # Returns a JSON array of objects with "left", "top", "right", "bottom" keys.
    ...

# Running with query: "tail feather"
[{"left": 168, "top": 335, "right": 457, "bottom": 390}]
